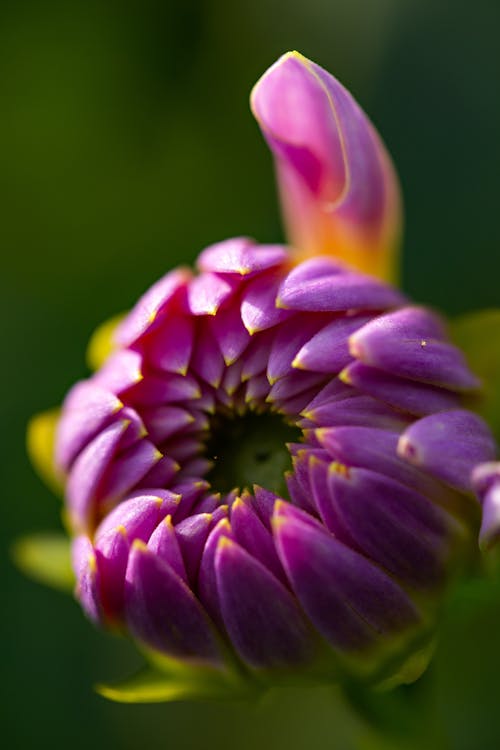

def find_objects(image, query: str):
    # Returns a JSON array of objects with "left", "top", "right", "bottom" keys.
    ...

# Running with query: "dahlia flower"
[{"left": 23, "top": 52, "right": 499, "bottom": 702}]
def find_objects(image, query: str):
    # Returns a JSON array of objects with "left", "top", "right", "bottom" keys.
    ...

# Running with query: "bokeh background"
[{"left": 2, "top": 0, "right": 500, "bottom": 748}]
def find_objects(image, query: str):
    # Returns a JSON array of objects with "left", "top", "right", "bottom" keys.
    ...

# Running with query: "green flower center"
[{"left": 205, "top": 412, "right": 301, "bottom": 497}]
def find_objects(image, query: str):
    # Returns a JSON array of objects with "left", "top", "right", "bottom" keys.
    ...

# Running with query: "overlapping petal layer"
[{"left": 57, "top": 239, "right": 496, "bottom": 683}]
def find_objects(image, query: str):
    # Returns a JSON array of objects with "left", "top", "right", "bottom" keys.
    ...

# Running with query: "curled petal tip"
[{"left": 251, "top": 51, "right": 402, "bottom": 281}]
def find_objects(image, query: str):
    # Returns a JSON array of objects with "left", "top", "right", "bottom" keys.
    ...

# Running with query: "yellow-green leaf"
[
  {"left": 26, "top": 409, "right": 64, "bottom": 496},
  {"left": 86, "top": 313, "right": 126, "bottom": 371},
  {"left": 96, "top": 665, "right": 249, "bottom": 704},
  {"left": 12, "top": 532, "right": 74, "bottom": 592}
]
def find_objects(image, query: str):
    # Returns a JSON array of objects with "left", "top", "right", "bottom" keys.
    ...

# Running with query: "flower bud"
[
  {"left": 24, "top": 53, "right": 497, "bottom": 703},
  {"left": 251, "top": 52, "right": 402, "bottom": 281}
]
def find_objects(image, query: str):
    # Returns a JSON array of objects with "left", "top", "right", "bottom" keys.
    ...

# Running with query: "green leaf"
[
  {"left": 86, "top": 312, "right": 126, "bottom": 371},
  {"left": 12, "top": 532, "right": 74, "bottom": 592},
  {"left": 96, "top": 668, "right": 210, "bottom": 703},
  {"left": 26, "top": 409, "right": 64, "bottom": 497},
  {"left": 450, "top": 309, "right": 500, "bottom": 440},
  {"left": 96, "top": 664, "right": 253, "bottom": 704}
]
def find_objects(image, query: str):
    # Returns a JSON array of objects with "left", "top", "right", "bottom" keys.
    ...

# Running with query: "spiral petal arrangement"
[{"left": 56, "top": 238, "right": 495, "bottom": 681}]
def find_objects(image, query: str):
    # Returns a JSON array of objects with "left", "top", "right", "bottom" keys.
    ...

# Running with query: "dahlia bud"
[
  {"left": 45, "top": 240, "right": 494, "bottom": 691},
  {"left": 23, "top": 53, "right": 498, "bottom": 702},
  {"left": 251, "top": 51, "right": 402, "bottom": 281}
]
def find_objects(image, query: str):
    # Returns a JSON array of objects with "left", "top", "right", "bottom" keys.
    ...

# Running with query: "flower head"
[
  {"left": 26, "top": 53, "right": 497, "bottom": 699},
  {"left": 53, "top": 236, "right": 494, "bottom": 686}
]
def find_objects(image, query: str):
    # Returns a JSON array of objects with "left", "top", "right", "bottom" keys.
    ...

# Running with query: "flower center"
[{"left": 205, "top": 412, "right": 301, "bottom": 497}]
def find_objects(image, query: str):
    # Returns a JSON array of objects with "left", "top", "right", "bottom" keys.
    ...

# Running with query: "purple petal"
[
  {"left": 124, "top": 372, "right": 201, "bottom": 407},
  {"left": 273, "top": 513, "right": 420, "bottom": 652},
  {"left": 94, "top": 494, "right": 174, "bottom": 619},
  {"left": 241, "top": 271, "right": 294, "bottom": 333},
  {"left": 317, "top": 426, "right": 464, "bottom": 507},
  {"left": 301, "top": 377, "right": 356, "bottom": 413},
  {"left": 148, "top": 516, "right": 187, "bottom": 582},
  {"left": 241, "top": 328, "right": 276, "bottom": 381},
  {"left": 106, "top": 406, "right": 145, "bottom": 452},
  {"left": 252, "top": 485, "right": 281, "bottom": 530},
  {"left": 146, "top": 315, "right": 195, "bottom": 375},
  {"left": 278, "top": 382, "right": 330, "bottom": 417},
  {"left": 398, "top": 410, "right": 497, "bottom": 492},
  {"left": 293, "top": 314, "right": 372, "bottom": 373},
  {"left": 302, "top": 393, "right": 412, "bottom": 431},
  {"left": 313, "top": 464, "right": 459, "bottom": 588},
  {"left": 116, "top": 268, "right": 191, "bottom": 347},
  {"left": 197, "top": 518, "right": 234, "bottom": 626},
  {"left": 141, "top": 405, "right": 196, "bottom": 443},
  {"left": 67, "top": 419, "right": 130, "bottom": 532},
  {"left": 125, "top": 542, "right": 222, "bottom": 663},
  {"left": 230, "top": 496, "right": 286, "bottom": 584},
  {"left": 187, "top": 272, "right": 238, "bottom": 316},
  {"left": 190, "top": 322, "right": 226, "bottom": 388},
  {"left": 267, "top": 370, "right": 327, "bottom": 404},
  {"left": 190, "top": 492, "right": 221, "bottom": 514},
  {"left": 94, "top": 526, "right": 130, "bottom": 620},
  {"left": 55, "top": 381, "right": 123, "bottom": 472},
  {"left": 210, "top": 303, "right": 252, "bottom": 365},
  {"left": 267, "top": 314, "right": 330, "bottom": 382},
  {"left": 341, "top": 361, "right": 460, "bottom": 415},
  {"left": 172, "top": 480, "right": 210, "bottom": 522},
  {"left": 286, "top": 472, "right": 317, "bottom": 514},
  {"left": 245, "top": 373, "right": 271, "bottom": 405},
  {"left": 215, "top": 538, "right": 312, "bottom": 668},
  {"left": 350, "top": 307, "right": 480, "bottom": 391},
  {"left": 221, "top": 360, "right": 244, "bottom": 396},
  {"left": 96, "top": 439, "right": 162, "bottom": 508},
  {"left": 175, "top": 513, "right": 213, "bottom": 584},
  {"left": 277, "top": 270, "right": 405, "bottom": 313},
  {"left": 197, "top": 237, "right": 288, "bottom": 276},
  {"left": 291, "top": 449, "right": 329, "bottom": 516},
  {"left": 279, "top": 257, "right": 344, "bottom": 286},
  {"left": 95, "top": 494, "right": 168, "bottom": 542},
  {"left": 251, "top": 52, "right": 401, "bottom": 280},
  {"left": 94, "top": 349, "right": 143, "bottom": 395},
  {"left": 127, "top": 488, "right": 181, "bottom": 518},
  {"left": 72, "top": 535, "right": 103, "bottom": 624},
  {"left": 162, "top": 436, "right": 201, "bottom": 463},
  {"left": 180, "top": 457, "right": 214, "bottom": 479},
  {"left": 134, "top": 455, "right": 180, "bottom": 489},
  {"left": 355, "top": 305, "right": 447, "bottom": 343}
]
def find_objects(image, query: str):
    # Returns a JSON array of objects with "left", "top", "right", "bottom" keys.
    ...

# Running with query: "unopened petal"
[
  {"left": 398, "top": 410, "right": 496, "bottom": 492},
  {"left": 125, "top": 542, "right": 222, "bottom": 664},
  {"left": 251, "top": 52, "right": 402, "bottom": 280},
  {"left": 273, "top": 511, "right": 420, "bottom": 652},
  {"left": 215, "top": 537, "right": 312, "bottom": 669}
]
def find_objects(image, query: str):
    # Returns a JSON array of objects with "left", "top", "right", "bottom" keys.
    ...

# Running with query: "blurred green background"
[{"left": 2, "top": 0, "right": 500, "bottom": 748}]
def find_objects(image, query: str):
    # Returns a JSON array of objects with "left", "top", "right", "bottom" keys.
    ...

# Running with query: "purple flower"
[
  {"left": 26, "top": 52, "right": 498, "bottom": 697},
  {"left": 53, "top": 238, "right": 494, "bottom": 681}
]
